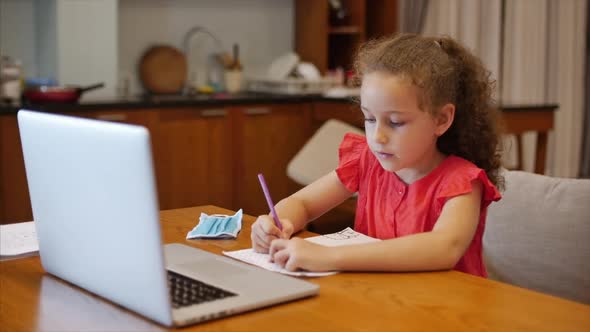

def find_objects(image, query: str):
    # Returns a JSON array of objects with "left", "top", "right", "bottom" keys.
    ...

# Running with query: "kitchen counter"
[
  {"left": 0, "top": 92, "right": 353, "bottom": 114},
  {"left": 0, "top": 92, "right": 558, "bottom": 115}
]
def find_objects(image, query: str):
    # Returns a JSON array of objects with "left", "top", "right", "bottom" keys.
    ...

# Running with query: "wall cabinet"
[{"left": 295, "top": 0, "right": 398, "bottom": 73}]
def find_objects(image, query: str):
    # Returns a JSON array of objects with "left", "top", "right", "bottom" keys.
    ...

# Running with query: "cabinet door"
[
  {"left": 0, "top": 114, "right": 32, "bottom": 223},
  {"left": 234, "top": 104, "right": 312, "bottom": 216},
  {"left": 153, "top": 108, "right": 233, "bottom": 210}
]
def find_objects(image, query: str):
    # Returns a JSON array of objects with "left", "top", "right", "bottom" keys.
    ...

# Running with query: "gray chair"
[{"left": 484, "top": 170, "right": 590, "bottom": 304}]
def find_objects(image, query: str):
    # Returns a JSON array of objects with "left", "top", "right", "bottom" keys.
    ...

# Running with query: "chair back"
[
  {"left": 484, "top": 170, "right": 590, "bottom": 304},
  {"left": 287, "top": 119, "right": 364, "bottom": 186}
]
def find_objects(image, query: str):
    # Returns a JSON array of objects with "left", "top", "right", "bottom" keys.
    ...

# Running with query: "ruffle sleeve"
[
  {"left": 335, "top": 133, "right": 367, "bottom": 193},
  {"left": 436, "top": 167, "right": 502, "bottom": 209}
]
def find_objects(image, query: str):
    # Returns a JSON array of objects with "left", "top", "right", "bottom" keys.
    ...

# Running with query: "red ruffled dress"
[{"left": 335, "top": 133, "right": 501, "bottom": 277}]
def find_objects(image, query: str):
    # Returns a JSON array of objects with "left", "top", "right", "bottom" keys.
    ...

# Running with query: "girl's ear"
[{"left": 434, "top": 103, "right": 455, "bottom": 136}]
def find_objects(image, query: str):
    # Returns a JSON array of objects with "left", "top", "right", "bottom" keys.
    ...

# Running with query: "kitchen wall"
[
  {"left": 1, "top": 0, "right": 118, "bottom": 99},
  {"left": 119, "top": 0, "right": 294, "bottom": 95},
  {"left": 0, "top": 0, "right": 38, "bottom": 77},
  {"left": 1, "top": 0, "right": 294, "bottom": 97}
]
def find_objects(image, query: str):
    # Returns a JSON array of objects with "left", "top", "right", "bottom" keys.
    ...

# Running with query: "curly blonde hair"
[{"left": 353, "top": 33, "right": 504, "bottom": 189}]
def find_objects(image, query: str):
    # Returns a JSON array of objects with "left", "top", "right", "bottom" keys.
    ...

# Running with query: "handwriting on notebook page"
[{"left": 223, "top": 227, "right": 379, "bottom": 277}]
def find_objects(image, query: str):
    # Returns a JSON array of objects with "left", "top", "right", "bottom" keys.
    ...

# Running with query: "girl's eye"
[
  {"left": 390, "top": 121, "right": 404, "bottom": 128},
  {"left": 364, "top": 118, "right": 376, "bottom": 123}
]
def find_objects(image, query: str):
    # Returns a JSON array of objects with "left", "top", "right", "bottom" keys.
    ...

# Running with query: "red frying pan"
[{"left": 24, "top": 83, "right": 105, "bottom": 103}]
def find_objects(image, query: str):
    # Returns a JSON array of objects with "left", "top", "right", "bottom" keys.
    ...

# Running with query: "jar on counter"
[{"left": 0, "top": 56, "right": 24, "bottom": 104}]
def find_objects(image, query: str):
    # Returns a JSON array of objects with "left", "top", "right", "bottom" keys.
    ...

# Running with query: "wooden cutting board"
[{"left": 139, "top": 45, "right": 187, "bottom": 94}]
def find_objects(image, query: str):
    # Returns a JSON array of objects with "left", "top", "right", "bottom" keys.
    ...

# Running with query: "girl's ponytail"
[{"left": 436, "top": 37, "right": 504, "bottom": 190}]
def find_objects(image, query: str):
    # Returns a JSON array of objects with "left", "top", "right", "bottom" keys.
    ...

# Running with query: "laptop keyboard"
[{"left": 167, "top": 271, "right": 237, "bottom": 308}]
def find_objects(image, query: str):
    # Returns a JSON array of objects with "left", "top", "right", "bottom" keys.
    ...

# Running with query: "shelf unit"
[{"left": 295, "top": 0, "right": 398, "bottom": 74}]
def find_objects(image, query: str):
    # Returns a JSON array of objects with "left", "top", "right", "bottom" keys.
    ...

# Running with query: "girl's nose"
[{"left": 373, "top": 123, "right": 388, "bottom": 144}]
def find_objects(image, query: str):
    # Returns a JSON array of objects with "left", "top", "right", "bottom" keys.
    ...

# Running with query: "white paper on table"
[
  {"left": 0, "top": 221, "right": 39, "bottom": 259},
  {"left": 304, "top": 227, "right": 380, "bottom": 246},
  {"left": 223, "top": 227, "right": 380, "bottom": 277},
  {"left": 223, "top": 249, "right": 337, "bottom": 277}
]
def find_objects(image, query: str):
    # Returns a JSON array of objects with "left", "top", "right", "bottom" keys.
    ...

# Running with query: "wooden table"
[{"left": 1, "top": 206, "right": 588, "bottom": 331}]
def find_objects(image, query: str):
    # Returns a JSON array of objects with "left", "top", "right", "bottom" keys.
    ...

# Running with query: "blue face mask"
[{"left": 186, "top": 209, "right": 243, "bottom": 239}]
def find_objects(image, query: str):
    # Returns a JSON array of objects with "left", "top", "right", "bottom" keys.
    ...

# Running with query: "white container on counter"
[{"left": 0, "top": 57, "right": 23, "bottom": 103}]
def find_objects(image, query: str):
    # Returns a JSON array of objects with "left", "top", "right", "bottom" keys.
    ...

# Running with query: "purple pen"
[{"left": 257, "top": 173, "right": 283, "bottom": 231}]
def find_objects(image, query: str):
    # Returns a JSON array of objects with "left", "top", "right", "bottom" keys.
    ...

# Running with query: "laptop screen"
[{"left": 18, "top": 110, "right": 173, "bottom": 325}]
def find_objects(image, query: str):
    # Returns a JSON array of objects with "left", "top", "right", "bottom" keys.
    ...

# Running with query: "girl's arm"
[
  {"left": 270, "top": 180, "right": 483, "bottom": 272},
  {"left": 251, "top": 171, "right": 353, "bottom": 253}
]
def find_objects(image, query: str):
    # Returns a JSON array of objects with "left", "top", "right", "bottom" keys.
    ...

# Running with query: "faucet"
[{"left": 181, "top": 26, "right": 224, "bottom": 95}]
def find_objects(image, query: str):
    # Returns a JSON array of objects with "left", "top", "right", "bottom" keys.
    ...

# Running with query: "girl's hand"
[
  {"left": 251, "top": 215, "right": 294, "bottom": 253},
  {"left": 269, "top": 238, "right": 336, "bottom": 272}
]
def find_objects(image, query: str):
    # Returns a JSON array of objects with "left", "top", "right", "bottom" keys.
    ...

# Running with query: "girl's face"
[{"left": 360, "top": 72, "right": 451, "bottom": 181}]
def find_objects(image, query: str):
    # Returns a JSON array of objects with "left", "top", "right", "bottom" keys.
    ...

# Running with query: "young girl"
[{"left": 251, "top": 33, "right": 504, "bottom": 277}]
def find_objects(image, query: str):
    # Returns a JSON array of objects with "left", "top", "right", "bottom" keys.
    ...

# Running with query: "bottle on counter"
[{"left": 224, "top": 43, "right": 243, "bottom": 94}]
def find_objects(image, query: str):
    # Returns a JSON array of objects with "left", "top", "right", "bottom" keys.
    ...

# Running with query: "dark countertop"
[
  {"left": 0, "top": 92, "right": 558, "bottom": 115},
  {"left": 0, "top": 92, "right": 354, "bottom": 114}
]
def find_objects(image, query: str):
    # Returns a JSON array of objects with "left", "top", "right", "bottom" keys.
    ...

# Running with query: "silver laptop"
[{"left": 17, "top": 110, "right": 319, "bottom": 327}]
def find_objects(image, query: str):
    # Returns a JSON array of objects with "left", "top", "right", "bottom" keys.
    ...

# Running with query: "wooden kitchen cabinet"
[
  {"left": 296, "top": 0, "right": 365, "bottom": 73},
  {"left": 152, "top": 107, "right": 233, "bottom": 210},
  {"left": 0, "top": 110, "right": 159, "bottom": 224},
  {"left": 0, "top": 114, "right": 33, "bottom": 223},
  {"left": 295, "top": 0, "right": 398, "bottom": 73},
  {"left": 311, "top": 100, "right": 363, "bottom": 130},
  {"left": 72, "top": 110, "right": 158, "bottom": 128},
  {"left": 66, "top": 108, "right": 233, "bottom": 210},
  {"left": 232, "top": 103, "right": 312, "bottom": 216},
  {"left": 0, "top": 103, "right": 311, "bottom": 223},
  {"left": 78, "top": 105, "right": 314, "bottom": 215}
]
